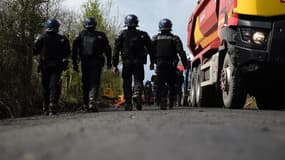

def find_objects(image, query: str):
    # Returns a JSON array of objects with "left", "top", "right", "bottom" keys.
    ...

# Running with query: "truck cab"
[{"left": 188, "top": 0, "right": 285, "bottom": 109}]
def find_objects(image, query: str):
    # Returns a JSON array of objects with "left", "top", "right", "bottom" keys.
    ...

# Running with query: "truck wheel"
[
  {"left": 196, "top": 65, "right": 211, "bottom": 107},
  {"left": 220, "top": 54, "right": 247, "bottom": 109},
  {"left": 255, "top": 95, "right": 269, "bottom": 110},
  {"left": 208, "top": 85, "right": 223, "bottom": 108},
  {"left": 256, "top": 94, "right": 283, "bottom": 110},
  {"left": 190, "top": 67, "right": 197, "bottom": 107}
]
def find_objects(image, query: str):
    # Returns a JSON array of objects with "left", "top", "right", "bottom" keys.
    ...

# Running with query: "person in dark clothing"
[
  {"left": 33, "top": 18, "right": 70, "bottom": 115},
  {"left": 151, "top": 74, "right": 159, "bottom": 105},
  {"left": 144, "top": 80, "right": 153, "bottom": 105},
  {"left": 182, "top": 57, "right": 191, "bottom": 106},
  {"left": 175, "top": 65, "right": 185, "bottom": 106},
  {"left": 152, "top": 18, "right": 187, "bottom": 110},
  {"left": 72, "top": 17, "right": 112, "bottom": 112},
  {"left": 113, "top": 14, "right": 155, "bottom": 111}
]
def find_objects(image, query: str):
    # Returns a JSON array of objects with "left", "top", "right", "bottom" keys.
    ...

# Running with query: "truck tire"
[
  {"left": 208, "top": 85, "right": 223, "bottom": 108},
  {"left": 221, "top": 54, "right": 247, "bottom": 109},
  {"left": 255, "top": 95, "right": 270, "bottom": 110},
  {"left": 196, "top": 65, "right": 212, "bottom": 107},
  {"left": 190, "top": 67, "right": 197, "bottom": 107},
  {"left": 256, "top": 94, "right": 283, "bottom": 110}
]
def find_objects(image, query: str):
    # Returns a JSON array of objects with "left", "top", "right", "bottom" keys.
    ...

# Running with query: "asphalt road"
[{"left": 1, "top": 106, "right": 285, "bottom": 160}]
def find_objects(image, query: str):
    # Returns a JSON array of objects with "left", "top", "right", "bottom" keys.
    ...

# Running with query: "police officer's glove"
[
  {"left": 149, "top": 63, "right": 154, "bottom": 70},
  {"left": 73, "top": 63, "right": 79, "bottom": 72},
  {"left": 62, "top": 59, "right": 69, "bottom": 71}
]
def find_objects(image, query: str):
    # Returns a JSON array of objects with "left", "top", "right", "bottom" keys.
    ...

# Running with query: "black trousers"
[
  {"left": 122, "top": 62, "right": 144, "bottom": 103},
  {"left": 41, "top": 67, "right": 62, "bottom": 106},
  {"left": 144, "top": 89, "right": 152, "bottom": 105},
  {"left": 81, "top": 66, "right": 102, "bottom": 105},
  {"left": 156, "top": 62, "right": 176, "bottom": 103},
  {"left": 175, "top": 83, "right": 183, "bottom": 105}
]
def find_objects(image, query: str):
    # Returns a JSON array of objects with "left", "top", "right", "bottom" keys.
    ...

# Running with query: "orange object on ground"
[{"left": 114, "top": 95, "right": 125, "bottom": 108}]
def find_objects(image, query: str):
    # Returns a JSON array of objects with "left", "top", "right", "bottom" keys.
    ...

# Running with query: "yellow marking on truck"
[
  {"left": 235, "top": 0, "right": 285, "bottom": 17},
  {"left": 218, "top": 17, "right": 225, "bottom": 26},
  {"left": 194, "top": 17, "right": 204, "bottom": 45},
  {"left": 194, "top": 16, "right": 219, "bottom": 48},
  {"left": 200, "top": 30, "right": 218, "bottom": 48}
]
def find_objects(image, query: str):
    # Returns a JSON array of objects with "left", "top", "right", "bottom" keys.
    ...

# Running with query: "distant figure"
[
  {"left": 152, "top": 18, "right": 187, "bottom": 110},
  {"left": 112, "top": 14, "right": 155, "bottom": 111},
  {"left": 33, "top": 18, "right": 70, "bottom": 115},
  {"left": 72, "top": 17, "right": 112, "bottom": 112}
]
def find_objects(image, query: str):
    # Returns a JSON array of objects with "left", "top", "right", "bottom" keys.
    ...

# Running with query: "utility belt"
[
  {"left": 157, "top": 56, "right": 179, "bottom": 67},
  {"left": 122, "top": 52, "right": 147, "bottom": 64},
  {"left": 39, "top": 59, "right": 66, "bottom": 71},
  {"left": 122, "top": 59, "right": 145, "bottom": 65},
  {"left": 80, "top": 53, "right": 103, "bottom": 60},
  {"left": 80, "top": 54, "right": 105, "bottom": 68}
]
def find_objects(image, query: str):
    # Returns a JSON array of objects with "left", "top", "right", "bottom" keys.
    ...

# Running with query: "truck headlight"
[{"left": 252, "top": 32, "right": 265, "bottom": 45}]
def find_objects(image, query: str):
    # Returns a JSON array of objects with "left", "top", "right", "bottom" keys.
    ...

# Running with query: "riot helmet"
[
  {"left": 124, "top": 14, "right": 139, "bottom": 27},
  {"left": 159, "top": 18, "right": 172, "bottom": 31},
  {"left": 45, "top": 18, "right": 60, "bottom": 33},
  {"left": 84, "top": 17, "right": 97, "bottom": 29}
]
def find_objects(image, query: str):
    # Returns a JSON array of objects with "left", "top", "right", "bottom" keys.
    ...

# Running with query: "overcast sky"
[{"left": 63, "top": 0, "right": 197, "bottom": 80}]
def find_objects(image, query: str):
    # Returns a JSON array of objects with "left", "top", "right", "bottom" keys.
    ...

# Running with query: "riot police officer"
[
  {"left": 152, "top": 18, "right": 187, "bottom": 110},
  {"left": 72, "top": 17, "right": 112, "bottom": 112},
  {"left": 33, "top": 18, "right": 70, "bottom": 115},
  {"left": 113, "top": 14, "right": 155, "bottom": 111}
]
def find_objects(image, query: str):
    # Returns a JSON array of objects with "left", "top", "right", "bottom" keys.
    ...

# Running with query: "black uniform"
[
  {"left": 152, "top": 32, "right": 187, "bottom": 109},
  {"left": 113, "top": 28, "right": 155, "bottom": 110},
  {"left": 72, "top": 29, "right": 111, "bottom": 109},
  {"left": 33, "top": 32, "right": 70, "bottom": 113}
]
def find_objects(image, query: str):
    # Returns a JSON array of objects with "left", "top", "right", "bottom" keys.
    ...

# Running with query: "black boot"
[
  {"left": 169, "top": 101, "right": 174, "bottom": 110},
  {"left": 48, "top": 102, "right": 57, "bottom": 116},
  {"left": 159, "top": 98, "right": 167, "bottom": 110},
  {"left": 134, "top": 99, "right": 142, "bottom": 111},
  {"left": 42, "top": 103, "right": 49, "bottom": 116},
  {"left": 82, "top": 103, "right": 89, "bottom": 112},
  {"left": 89, "top": 97, "right": 98, "bottom": 112},
  {"left": 133, "top": 91, "right": 142, "bottom": 111},
  {"left": 182, "top": 96, "right": 189, "bottom": 106},
  {"left": 124, "top": 101, "right": 133, "bottom": 111}
]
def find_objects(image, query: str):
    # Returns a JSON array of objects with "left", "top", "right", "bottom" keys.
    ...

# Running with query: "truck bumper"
[{"left": 232, "top": 18, "right": 285, "bottom": 72}]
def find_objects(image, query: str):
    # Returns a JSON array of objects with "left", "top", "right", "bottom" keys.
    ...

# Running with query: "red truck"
[{"left": 187, "top": 0, "right": 285, "bottom": 109}]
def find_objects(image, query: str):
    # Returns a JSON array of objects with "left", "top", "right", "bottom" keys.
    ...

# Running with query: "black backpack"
[
  {"left": 80, "top": 31, "right": 104, "bottom": 57},
  {"left": 40, "top": 33, "right": 67, "bottom": 60},
  {"left": 122, "top": 30, "right": 146, "bottom": 60}
]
